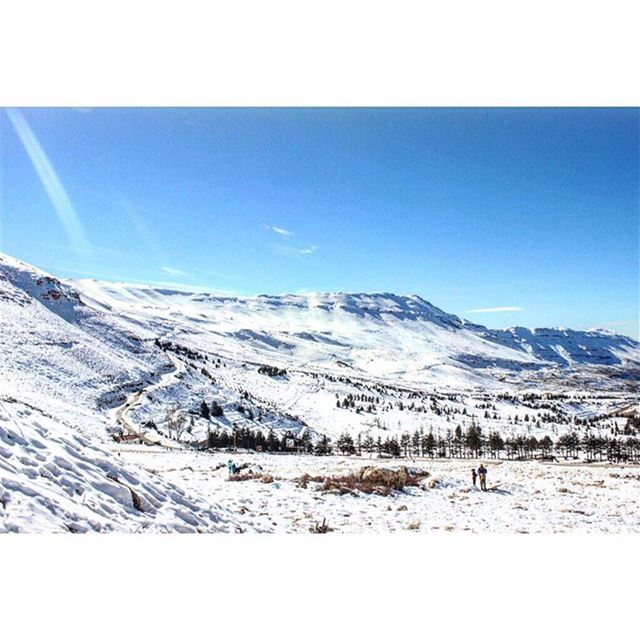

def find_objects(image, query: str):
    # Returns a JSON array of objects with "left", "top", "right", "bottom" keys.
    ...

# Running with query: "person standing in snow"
[
  {"left": 478, "top": 464, "right": 487, "bottom": 491},
  {"left": 227, "top": 459, "right": 238, "bottom": 477},
  {"left": 471, "top": 467, "right": 478, "bottom": 487}
]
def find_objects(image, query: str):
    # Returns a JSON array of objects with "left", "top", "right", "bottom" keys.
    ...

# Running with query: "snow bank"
[{"left": 0, "top": 398, "right": 255, "bottom": 532}]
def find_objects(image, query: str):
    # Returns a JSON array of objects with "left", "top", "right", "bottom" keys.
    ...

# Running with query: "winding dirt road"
[{"left": 115, "top": 352, "right": 186, "bottom": 449}]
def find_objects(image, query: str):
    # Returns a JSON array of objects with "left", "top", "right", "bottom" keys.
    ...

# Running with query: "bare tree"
[{"left": 166, "top": 406, "right": 188, "bottom": 442}]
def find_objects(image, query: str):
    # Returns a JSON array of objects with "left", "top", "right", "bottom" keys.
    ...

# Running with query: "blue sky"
[{"left": 1, "top": 107, "right": 638, "bottom": 337}]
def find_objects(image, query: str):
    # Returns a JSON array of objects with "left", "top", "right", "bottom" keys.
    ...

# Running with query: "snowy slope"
[
  {"left": 63, "top": 275, "right": 639, "bottom": 443},
  {"left": 0, "top": 253, "right": 168, "bottom": 420},
  {"left": 0, "top": 399, "right": 251, "bottom": 532},
  {"left": 73, "top": 279, "right": 640, "bottom": 386},
  {"left": 478, "top": 325, "right": 640, "bottom": 368},
  {"left": 0, "top": 253, "right": 257, "bottom": 532}
]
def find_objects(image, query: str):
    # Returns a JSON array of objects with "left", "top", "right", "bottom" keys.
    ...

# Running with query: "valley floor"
[{"left": 115, "top": 447, "right": 640, "bottom": 533}]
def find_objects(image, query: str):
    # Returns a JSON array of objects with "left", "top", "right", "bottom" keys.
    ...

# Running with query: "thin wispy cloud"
[
  {"left": 275, "top": 244, "right": 318, "bottom": 259},
  {"left": 6, "top": 108, "right": 91, "bottom": 257},
  {"left": 467, "top": 306, "right": 523, "bottom": 313},
  {"left": 47, "top": 265, "right": 239, "bottom": 296},
  {"left": 45, "top": 265, "right": 131, "bottom": 280},
  {"left": 161, "top": 266, "right": 189, "bottom": 277},
  {"left": 264, "top": 224, "right": 293, "bottom": 237}
]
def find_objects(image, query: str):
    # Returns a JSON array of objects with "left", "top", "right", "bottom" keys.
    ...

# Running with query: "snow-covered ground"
[
  {"left": 0, "top": 399, "right": 260, "bottom": 532},
  {"left": 116, "top": 448, "right": 640, "bottom": 533},
  {"left": 0, "top": 253, "right": 254, "bottom": 532},
  {"left": 1, "top": 251, "right": 639, "bottom": 533}
]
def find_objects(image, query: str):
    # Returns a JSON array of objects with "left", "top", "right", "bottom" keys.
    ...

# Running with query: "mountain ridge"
[
  {"left": 67, "top": 276, "right": 634, "bottom": 340},
  {"left": 2, "top": 252, "right": 638, "bottom": 383}
]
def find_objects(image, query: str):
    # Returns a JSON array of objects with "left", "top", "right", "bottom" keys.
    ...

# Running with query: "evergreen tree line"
[
  {"left": 200, "top": 423, "right": 640, "bottom": 462},
  {"left": 332, "top": 393, "right": 598, "bottom": 427},
  {"left": 205, "top": 427, "right": 315, "bottom": 454}
]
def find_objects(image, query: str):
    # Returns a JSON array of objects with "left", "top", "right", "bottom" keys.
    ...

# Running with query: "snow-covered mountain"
[
  {"left": 0, "top": 252, "right": 257, "bottom": 532},
  {"left": 1, "top": 251, "right": 638, "bottom": 531},
  {"left": 2, "top": 250, "right": 638, "bottom": 407},
  {"left": 73, "top": 278, "right": 640, "bottom": 386}
]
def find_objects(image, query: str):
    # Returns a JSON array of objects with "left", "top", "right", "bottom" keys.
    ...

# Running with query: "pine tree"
[
  {"left": 411, "top": 430, "right": 421, "bottom": 457},
  {"left": 266, "top": 430, "right": 279, "bottom": 452},
  {"left": 386, "top": 437, "right": 401, "bottom": 457},
  {"left": 336, "top": 433, "right": 356, "bottom": 455},
  {"left": 466, "top": 425, "right": 482, "bottom": 456},
  {"left": 362, "top": 433, "right": 375, "bottom": 456},
  {"left": 314, "top": 435, "right": 332, "bottom": 455},
  {"left": 422, "top": 432, "right": 435, "bottom": 457},
  {"left": 488, "top": 432, "right": 505, "bottom": 458},
  {"left": 540, "top": 435, "right": 553, "bottom": 457},
  {"left": 210, "top": 401, "right": 224, "bottom": 417},
  {"left": 400, "top": 433, "right": 410, "bottom": 457},
  {"left": 200, "top": 400, "right": 211, "bottom": 420}
]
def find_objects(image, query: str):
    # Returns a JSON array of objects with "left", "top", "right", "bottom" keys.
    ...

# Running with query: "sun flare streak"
[{"left": 6, "top": 108, "right": 90, "bottom": 257}]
